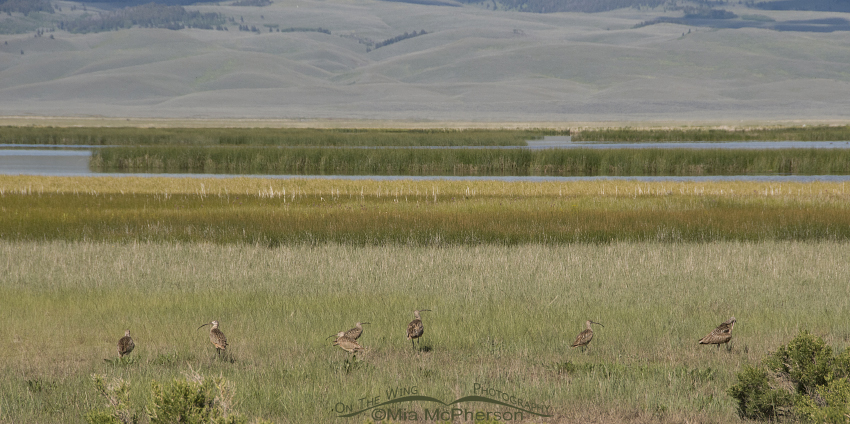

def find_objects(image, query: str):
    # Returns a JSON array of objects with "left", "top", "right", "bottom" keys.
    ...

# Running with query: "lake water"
[
  {"left": 2, "top": 146, "right": 850, "bottom": 182},
  {"left": 0, "top": 149, "right": 92, "bottom": 175}
]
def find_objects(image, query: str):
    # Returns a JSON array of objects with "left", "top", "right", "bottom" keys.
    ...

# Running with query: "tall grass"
[
  {"left": 1, "top": 176, "right": 849, "bottom": 244},
  {"left": 1, "top": 241, "right": 849, "bottom": 423},
  {"left": 0, "top": 127, "right": 561, "bottom": 146},
  {"left": 573, "top": 125, "right": 850, "bottom": 142},
  {"left": 91, "top": 146, "right": 850, "bottom": 176}
]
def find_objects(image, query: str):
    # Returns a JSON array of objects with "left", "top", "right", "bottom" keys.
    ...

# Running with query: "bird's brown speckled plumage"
[
  {"left": 331, "top": 331, "right": 365, "bottom": 354},
  {"left": 344, "top": 322, "right": 370, "bottom": 340},
  {"left": 197, "top": 320, "right": 228, "bottom": 355},
  {"left": 699, "top": 317, "right": 736, "bottom": 346},
  {"left": 407, "top": 309, "right": 430, "bottom": 350},
  {"left": 117, "top": 330, "right": 134, "bottom": 358},
  {"left": 571, "top": 320, "right": 603, "bottom": 350}
]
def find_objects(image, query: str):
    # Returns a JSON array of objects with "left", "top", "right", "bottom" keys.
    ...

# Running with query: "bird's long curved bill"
[{"left": 197, "top": 323, "right": 210, "bottom": 330}]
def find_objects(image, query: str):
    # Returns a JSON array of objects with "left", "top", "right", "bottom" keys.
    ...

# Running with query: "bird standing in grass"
[
  {"left": 344, "top": 322, "right": 370, "bottom": 340},
  {"left": 407, "top": 309, "right": 430, "bottom": 350},
  {"left": 117, "top": 330, "right": 135, "bottom": 358},
  {"left": 197, "top": 320, "right": 228, "bottom": 356},
  {"left": 699, "top": 316, "right": 736, "bottom": 348},
  {"left": 328, "top": 331, "right": 365, "bottom": 354},
  {"left": 571, "top": 320, "right": 604, "bottom": 352}
]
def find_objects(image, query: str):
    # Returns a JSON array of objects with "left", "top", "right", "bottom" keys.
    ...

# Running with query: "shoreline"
[{"left": 1, "top": 115, "right": 847, "bottom": 130}]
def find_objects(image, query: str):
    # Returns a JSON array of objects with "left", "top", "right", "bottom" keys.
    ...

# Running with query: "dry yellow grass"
[{"left": 1, "top": 175, "right": 846, "bottom": 199}]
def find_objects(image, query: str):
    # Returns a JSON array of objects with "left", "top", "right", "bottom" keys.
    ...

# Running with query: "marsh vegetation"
[
  {"left": 90, "top": 145, "right": 850, "bottom": 176},
  {"left": 2, "top": 176, "right": 849, "bottom": 423},
  {"left": 572, "top": 126, "right": 850, "bottom": 142},
  {"left": 0, "top": 127, "right": 556, "bottom": 147},
  {"left": 2, "top": 177, "right": 849, "bottom": 244}
]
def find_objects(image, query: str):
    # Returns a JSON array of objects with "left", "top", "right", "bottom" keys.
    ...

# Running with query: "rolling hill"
[{"left": 0, "top": 0, "right": 849, "bottom": 123}]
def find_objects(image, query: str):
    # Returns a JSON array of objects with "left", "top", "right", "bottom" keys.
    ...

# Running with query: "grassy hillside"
[{"left": 0, "top": 0, "right": 849, "bottom": 122}]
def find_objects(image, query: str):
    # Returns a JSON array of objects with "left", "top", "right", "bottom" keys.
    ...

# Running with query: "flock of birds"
[{"left": 114, "top": 313, "right": 737, "bottom": 359}]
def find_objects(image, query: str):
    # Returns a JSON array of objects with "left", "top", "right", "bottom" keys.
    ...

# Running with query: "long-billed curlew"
[
  {"left": 117, "top": 330, "right": 135, "bottom": 358},
  {"left": 406, "top": 309, "right": 431, "bottom": 350},
  {"left": 197, "top": 320, "right": 228, "bottom": 356},
  {"left": 328, "top": 331, "right": 365, "bottom": 354},
  {"left": 699, "top": 316, "right": 736, "bottom": 348},
  {"left": 344, "top": 322, "right": 370, "bottom": 341},
  {"left": 571, "top": 320, "right": 604, "bottom": 351}
]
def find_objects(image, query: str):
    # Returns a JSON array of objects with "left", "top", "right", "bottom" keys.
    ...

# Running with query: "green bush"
[
  {"left": 85, "top": 375, "right": 137, "bottom": 424},
  {"left": 146, "top": 371, "right": 245, "bottom": 424},
  {"left": 726, "top": 364, "right": 794, "bottom": 421},
  {"left": 796, "top": 378, "right": 850, "bottom": 423},
  {"left": 87, "top": 371, "right": 248, "bottom": 424},
  {"left": 728, "top": 331, "right": 850, "bottom": 422},
  {"left": 764, "top": 331, "right": 835, "bottom": 393}
]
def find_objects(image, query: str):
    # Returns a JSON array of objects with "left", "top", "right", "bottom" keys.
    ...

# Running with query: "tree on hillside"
[
  {"left": 0, "top": 0, "right": 53, "bottom": 15},
  {"left": 433, "top": 0, "right": 666, "bottom": 12},
  {"left": 60, "top": 3, "right": 225, "bottom": 33}
]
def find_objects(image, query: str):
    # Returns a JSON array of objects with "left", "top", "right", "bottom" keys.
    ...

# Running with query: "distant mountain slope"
[
  {"left": 0, "top": 0, "right": 53, "bottom": 14},
  {"left": 87, "top": 0, "right": 221, "bottom": 5},
  {"left": 382, "top": 0, "right": 463, "bottom": 6},
  {"left": 755, "top": 0, "right": 850, "bottom": 13},
  {"left": 60, "top": 3, "right": 225, "bottom": 33},
  {"left": 2, "top": 0, "right": 850, "bottom": 122},
  {"left": 388, "top": 0, "right": 667, "bottom": 13}
]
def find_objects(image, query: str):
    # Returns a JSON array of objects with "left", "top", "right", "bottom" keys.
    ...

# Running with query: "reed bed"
[
  {"left": 90, "top": 146, "right": 850, "bottom": 176},
  {"left": 2, "top": 176, "right": 849, "bottom": 245},
  {"left": 1, "top": 240, "right": 849, "bottom": 423},
  {"left": 0, "top": 127, "right": 559, "bottom": 146},
  {"left": 573, "top": 125, "right": 850, "bottom": 142}
]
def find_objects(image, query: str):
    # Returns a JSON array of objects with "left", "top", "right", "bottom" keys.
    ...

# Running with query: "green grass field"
[
  {"left": 2, "top": 176, "right": 849, "bottom": 423},
  {"left": 2, "top": 241, "right": 849, "bottom": 423}
]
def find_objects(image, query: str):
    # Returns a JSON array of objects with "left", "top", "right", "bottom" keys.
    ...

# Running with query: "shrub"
[
  {"left": 796, "top": 378, "right": 850, "bottom": 423},
  {"left": 87, "top": 370, "right": 249, "bottom": 424},
  {"left": 728, "top": 331, "right": 850, "bottom": 422},
  {"left": 146, "top": 370, "right": 245, "bottom": 424},
  {"left": 726, "top": 364, "right": 794, "bottom": 420},
  {"left": 85, "top": 375, "right": 137, "bottom": 424},
  {"left": 764, "top": 331, "right": 835, "bottom": 393}
]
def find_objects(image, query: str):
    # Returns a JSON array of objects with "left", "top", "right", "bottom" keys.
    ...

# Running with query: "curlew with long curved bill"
[
  {"left": 117, "top": 330, "right": 135, "bottom": 358},
  {"left": 328, "top": 331, "right": 365, "bottom": 354},
  {"left": 407, "top": 309, "right": 431, "bottom": 350},
  {"left": 571, "top": 320, "right": 604, "bottom": 352},
  {"left": 699, "top": 317, "right": 736, "bottom": 348},
  {"left": 344, "top": 322, "right": 370, "bottom": 341},
  {"left": 197, "top": 320, "right": 228, "bottom": 356}
]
